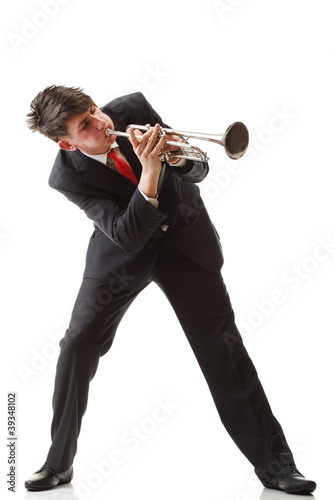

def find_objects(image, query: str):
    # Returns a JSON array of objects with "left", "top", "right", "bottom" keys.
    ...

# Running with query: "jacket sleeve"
[
  {"left": 57, "top": 188, "right": 168, "bottom": 252},
  {"left": 168, "top": 158, "right": 209, "bottom": 183}
]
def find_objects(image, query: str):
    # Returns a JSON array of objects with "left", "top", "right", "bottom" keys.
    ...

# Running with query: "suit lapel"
[{"left": 71, "top": 150, "right": 137, "bottom": 199}]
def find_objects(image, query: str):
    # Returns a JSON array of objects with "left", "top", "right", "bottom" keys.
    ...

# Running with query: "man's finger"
[{"left": 128, "top": 127, "right": 141, "bottom": 147}]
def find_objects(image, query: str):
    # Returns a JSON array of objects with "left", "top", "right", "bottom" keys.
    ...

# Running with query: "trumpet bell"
[{"left": 224, "top": 122, "right": 249, "bottom": 160}]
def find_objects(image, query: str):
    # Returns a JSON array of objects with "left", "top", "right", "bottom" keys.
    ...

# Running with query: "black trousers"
[{"left": 46, "top": 243, "right": 294, "bottom": 483}]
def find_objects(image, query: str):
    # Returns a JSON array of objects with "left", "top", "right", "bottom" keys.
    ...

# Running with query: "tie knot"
[{"left": 107, "top": 147, "right": 118, "bottom": 159}]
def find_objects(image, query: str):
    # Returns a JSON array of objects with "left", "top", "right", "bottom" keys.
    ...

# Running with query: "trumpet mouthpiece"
[{"left": 105, "top": 128, "right": 113, "bottom": 137}]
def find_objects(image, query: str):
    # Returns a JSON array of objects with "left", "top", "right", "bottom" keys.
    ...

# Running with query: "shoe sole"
[
  {"left": 26, "top": 485, "right": 57, "bottom": 491},
  {"left": 267, "top": 484, "right": 316, "bottom": 494}
]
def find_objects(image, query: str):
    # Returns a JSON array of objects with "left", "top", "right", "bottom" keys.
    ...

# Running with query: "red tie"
[{"left": 107, "top": 148, "right": 138, "bottom": 185}]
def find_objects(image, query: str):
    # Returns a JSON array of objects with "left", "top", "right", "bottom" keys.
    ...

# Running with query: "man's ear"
[{"left": 58, "top": 139, "right": 78, "bottom": 151}]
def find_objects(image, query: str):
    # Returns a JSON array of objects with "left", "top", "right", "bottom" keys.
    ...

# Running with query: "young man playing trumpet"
[{"left": 24, "top": 86, "right": 316, "bottom": 494}]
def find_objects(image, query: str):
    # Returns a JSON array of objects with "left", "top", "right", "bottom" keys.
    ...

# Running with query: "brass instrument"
[{"left": 105, "top": 122, "right": 249, "bottom": 162}]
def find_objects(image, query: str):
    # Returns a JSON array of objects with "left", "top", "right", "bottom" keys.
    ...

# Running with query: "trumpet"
[{"left": 105, "top": 122, "right": 249, "bottom": 162}]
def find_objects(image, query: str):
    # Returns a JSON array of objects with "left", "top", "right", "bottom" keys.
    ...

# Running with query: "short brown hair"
[{"left": 26, "top": 85, "right": 96, "bottom": 142}]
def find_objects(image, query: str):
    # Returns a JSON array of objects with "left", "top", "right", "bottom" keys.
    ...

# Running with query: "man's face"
[{"left": 58, "top": 105, "right": 117, "bottom": 155}]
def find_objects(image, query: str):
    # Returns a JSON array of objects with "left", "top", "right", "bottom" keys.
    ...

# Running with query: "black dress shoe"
[
  {"left": 25, "top": 464, "right": 73, "bottom": 491},
  {"left": 265, "top": 465, "right": 316, "bottom": 494}
]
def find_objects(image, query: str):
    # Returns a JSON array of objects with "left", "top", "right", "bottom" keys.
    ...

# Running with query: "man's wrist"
[
  {"left": 169, "top": 158, "right": 187, "bottom": 167},
  {"left": 138, "top": 188, "right": 159, "bottom": 208}
]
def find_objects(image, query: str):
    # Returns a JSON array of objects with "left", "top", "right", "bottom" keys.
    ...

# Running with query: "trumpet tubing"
[{"left": 105, "top": 121, "right": 249, "bottom": 162}]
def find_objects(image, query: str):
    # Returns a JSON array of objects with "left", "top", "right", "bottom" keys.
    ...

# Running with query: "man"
[{"left": 24, "top": 86, "right": 316, "bottom": 494}]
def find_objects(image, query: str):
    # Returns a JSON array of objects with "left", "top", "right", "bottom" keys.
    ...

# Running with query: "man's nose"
[{"left": 92, "top": 115, "right": 106, "bottom": 130}]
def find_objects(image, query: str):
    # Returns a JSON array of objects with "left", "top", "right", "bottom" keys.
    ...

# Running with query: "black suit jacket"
[{"left": 48, "top": 92, "right": 223, "bottom": 290}]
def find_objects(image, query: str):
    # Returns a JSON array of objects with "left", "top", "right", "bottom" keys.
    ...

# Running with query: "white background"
[{"left": 1, "top": 1, "right": 332, "bottom": 499}]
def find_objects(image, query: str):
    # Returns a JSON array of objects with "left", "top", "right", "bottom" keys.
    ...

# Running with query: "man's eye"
[{"left": 90, "top": 107, "right": 96, "bottom": 114}]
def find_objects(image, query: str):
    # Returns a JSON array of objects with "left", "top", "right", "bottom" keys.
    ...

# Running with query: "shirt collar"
[{"left": 80, "top": 141, "right": 119, "bottom": 165}]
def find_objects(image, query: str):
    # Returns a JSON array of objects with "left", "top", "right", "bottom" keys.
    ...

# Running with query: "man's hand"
[
  {"left": 159, "top": 133, "right": 185, "bottom": 165},
  {"left": 128, "top": 124, "right": 167, "bottom": 198},
  {"left": 128, "top": 124, "right": 167, "bottom": 172}
]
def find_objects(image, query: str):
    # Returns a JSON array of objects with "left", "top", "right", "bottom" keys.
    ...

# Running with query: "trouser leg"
[
  {"left": 46, "top": 278, "right": 142, "bottom": 472},
  {"left": 153, "top": 247, "right": 294, "bottom": 480}
]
